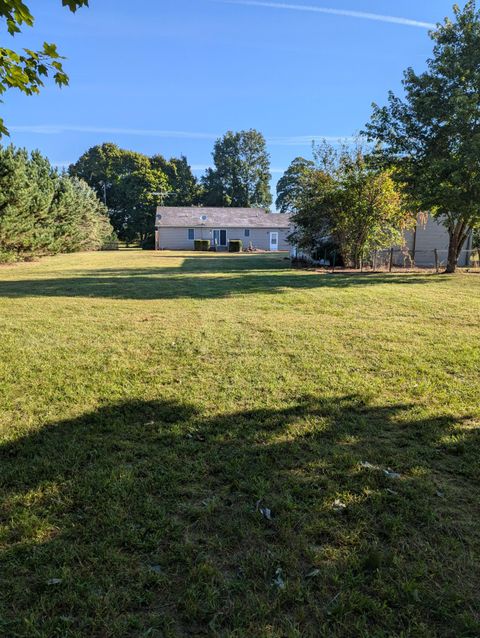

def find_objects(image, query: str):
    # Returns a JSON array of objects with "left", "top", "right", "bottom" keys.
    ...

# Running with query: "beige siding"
[
  {"left": 413, "top": 216, "right": 450, "bottom": 263},
  {"left": 157, "top": 226, "right": 291, "bottom": 251},
  {"left": 157, "top": 227, "right": 197, "bottom": 250},
  {"left": 400, "top": 216, "right": 469, "bottom": 266},
  {"left": 242, "top": 227, "right": 290, "bottom": 250}
]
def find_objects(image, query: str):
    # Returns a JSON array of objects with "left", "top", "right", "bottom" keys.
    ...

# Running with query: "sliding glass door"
[{"left": 212, "top": 229, "right": 227, "bottom": 247}]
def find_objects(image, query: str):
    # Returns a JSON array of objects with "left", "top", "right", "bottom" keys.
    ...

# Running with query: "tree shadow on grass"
[
  {"left": 0, "top": 269, "right": 438, "bottom": 301},
  {"left": 1, "top": 396, "right": 478, "bottom": 636},
  {"left": 90, "top": 254, "right": 292, "bottom": 276}
]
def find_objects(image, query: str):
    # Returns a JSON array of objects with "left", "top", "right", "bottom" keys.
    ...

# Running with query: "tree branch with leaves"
[
  {"left": 0, "top": 0, "right": 89, "bottom": 136},
  {"left": 365, "top": 1, "right": 480, "bottom": 272}
]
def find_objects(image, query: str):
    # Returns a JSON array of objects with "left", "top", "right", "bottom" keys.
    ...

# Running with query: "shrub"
[
  {"left": 141, "top": 234, "right": 155, "bottom": 250},
  {"left": 312, "top": 240, "right": 344, "bottom": 267},
  {"left": 228, "top": 239, "right": 243, "bottom": 253},
  {"left": 194, "top": 239, "right": 210, "bottom": 251}
]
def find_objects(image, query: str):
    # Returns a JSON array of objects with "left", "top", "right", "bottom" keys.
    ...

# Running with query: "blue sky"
[{"left": 3, "top": 0, "right": 458, "bottom": 205}]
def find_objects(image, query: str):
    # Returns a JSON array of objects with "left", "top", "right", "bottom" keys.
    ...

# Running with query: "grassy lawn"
[{"left": 0, "top": 250, "right": 479, "bottom": 637}]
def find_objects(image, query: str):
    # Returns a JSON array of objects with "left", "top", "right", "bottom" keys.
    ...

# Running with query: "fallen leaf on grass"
[
  {"left": 273, "top": 567, "right": 286, "bottom": 590},
  {"left": 256, "top": 499, "right": 273, "bottom": 520},
  {"left": 260, "top": 507, "right": 272, "bottom": 520},
  {"left": 306, "top": 568, "right": 321, "bottom": 578},
  {"left": 360, "top": 461, "right": 380, "bottom": 470},
  {"left": 333, "top": 499, "right": 347, "bottom": 512},
  {"left": 384, "top": 469, "right": 401, "bottom": 480},
  {"left": 361, "top": 461, "right": 402, "bottom": 480}
]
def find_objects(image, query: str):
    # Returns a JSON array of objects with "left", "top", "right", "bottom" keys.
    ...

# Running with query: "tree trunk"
[
  {"left": 445, "top": 220, "right": 470, "bottom": 273},
  {"left": 445, "top": 235, "right": 458, "bottom": 273}
]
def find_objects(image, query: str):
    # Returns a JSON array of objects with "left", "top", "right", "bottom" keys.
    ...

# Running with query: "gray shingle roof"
[{"left": 155, "top": 207, "right": 292, "bottom": 229}]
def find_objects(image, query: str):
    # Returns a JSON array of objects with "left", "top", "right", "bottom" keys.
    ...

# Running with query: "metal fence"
[
  {"left": 100, "top": 241, "right": 120, "bottom": 251},
  {"left": 301, "top": 248, "right": 480, "bottom": 272},
  {"left": 360, "top": 248, "right": 480, "bottom": 272}
]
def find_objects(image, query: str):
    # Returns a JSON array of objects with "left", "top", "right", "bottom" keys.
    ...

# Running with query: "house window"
[
  {"left": 187, "top": 228, "right": 195, "bottom": 240},
  {"left": 244, "top": 229, "right": 250, "bottom": 237}
]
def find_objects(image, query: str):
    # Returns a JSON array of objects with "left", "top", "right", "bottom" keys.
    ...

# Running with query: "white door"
[{"left": 269, "top": 231, "right": 279, "bottom": 251}]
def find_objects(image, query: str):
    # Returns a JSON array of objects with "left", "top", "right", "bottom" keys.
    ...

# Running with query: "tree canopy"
[
  {"left": 112, "top": 167, "right": 168, "bottom": 245},
  {"left": 150, "top": 154, "right": 200, "bottom": 207},
  {"left": 69, "top": 143, "right": 151, "bottom": 209},
  {"left": 276, "top": 157, "right": 315, "bottom": 213},
  {"left": 290, "top": 142, "right": 411, "bottom": 267},
  {"left": 365, "top": 0, "right": 480, "bottom": 272},
  {"left": 0, "top": 1, "right": 88, "bottom": 136},
  {"left": 201, "top": 130, "right": 272, "bottom": 208},
  {"left": 70, "top": 144, "right": 200, "bottom": 243}
]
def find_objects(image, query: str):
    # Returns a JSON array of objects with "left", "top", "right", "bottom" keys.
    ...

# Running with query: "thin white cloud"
[
  {"left": 215, "top": 0, "right": 436, "bottom": 29},
  {"left": 9, "top": 125, "right": 219, "bottom": 140},
  {"left": 9, "top": 125, "right": 359, "bottom": 147}
]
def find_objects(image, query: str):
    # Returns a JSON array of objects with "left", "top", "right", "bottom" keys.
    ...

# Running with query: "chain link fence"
[
  {"left": 359, "top": 248, "right": 480, "bottom": 272},
  {"left": 296, "top": 247, "right": 480, "bottom": 272}
]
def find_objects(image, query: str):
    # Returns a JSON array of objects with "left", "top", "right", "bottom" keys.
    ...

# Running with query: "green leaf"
[
  {"left": 0, "top": 0, "right": 88, "bottom": 136},
  {"left": 61, "top": 0, "right": 89, "bottom": 12}
]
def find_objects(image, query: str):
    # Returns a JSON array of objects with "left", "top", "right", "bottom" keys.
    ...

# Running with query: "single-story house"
[{"left": 155, "top": 207, "right": 292, "bottom": 251}]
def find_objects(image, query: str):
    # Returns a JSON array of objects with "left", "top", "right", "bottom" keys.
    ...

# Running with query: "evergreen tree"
[{"left": 0, "top": 145, "right": 114, "bottom": 262}]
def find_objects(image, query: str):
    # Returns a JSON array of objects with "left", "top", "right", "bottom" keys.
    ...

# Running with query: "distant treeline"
[{"left": 0, "top": 145, "right": 115, "bottom": 263}]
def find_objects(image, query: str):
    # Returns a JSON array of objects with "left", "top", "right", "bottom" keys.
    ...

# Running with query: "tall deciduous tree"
[
  {"left": 150, "top": 154, "right": 200, "bottom": 206},
  {"left": 365, "top": 1, "right": 480, "bottom": 273},
  {"left": 69, "top": 143, "right": 150, "bottom": 210},
  {"left": 276, "top": 157, "right": 315, "bottom": 213},
  {"left": 291, "top": 142, "right": 412, "bottom": 268},
  {"left": 113, "top": 167, "right": 168, "bottom": 244},
  {"left": 0, "top": 1, "right": 88, "bottom": 136},
  {"left": 201, "top": 130, "right": 272, "bottom": 208},
  {"left": 70, "top": 144, "right": 201, "bottom": 241}
]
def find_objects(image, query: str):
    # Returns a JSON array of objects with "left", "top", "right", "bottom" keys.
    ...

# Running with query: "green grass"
[{"left": 0, "top": 250, "right": 479, "bottom": 638}]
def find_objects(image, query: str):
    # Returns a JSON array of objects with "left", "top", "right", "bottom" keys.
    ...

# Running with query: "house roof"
[{"left": 155, "top": 207, "right": 292, "bottom": 229}]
